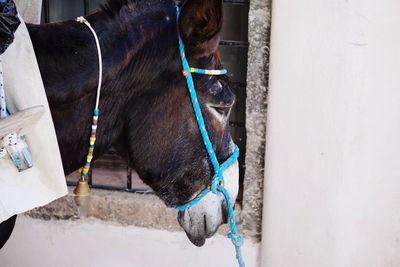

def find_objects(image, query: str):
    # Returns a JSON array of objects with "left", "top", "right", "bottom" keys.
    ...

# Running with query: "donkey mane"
[
  {"left": 101, "top": 0, "right": 175, "bottom": 19},
  {"left": 101, "top": 0, "right": 131, "bottom": 16}
]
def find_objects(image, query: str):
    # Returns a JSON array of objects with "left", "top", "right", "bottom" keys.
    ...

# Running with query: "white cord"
[{"left": 76, "top": 16, "right": 103, "bottom": 109}]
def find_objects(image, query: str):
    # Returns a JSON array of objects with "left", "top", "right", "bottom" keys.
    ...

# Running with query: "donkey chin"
[{"left": 177, "top": 160, "right": 239, "bottom": 247}]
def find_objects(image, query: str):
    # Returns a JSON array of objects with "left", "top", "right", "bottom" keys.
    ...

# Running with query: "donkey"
[{"left": 0, "top": 0, "right": 239, "bottom": 249}]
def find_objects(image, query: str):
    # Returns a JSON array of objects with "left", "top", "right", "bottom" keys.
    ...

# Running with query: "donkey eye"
[
  {"left": 208, "top": 104, "right": 231, "bottom": 120},
  {"left": 213, "top": 106, "right": 229, "bottom": 116}
]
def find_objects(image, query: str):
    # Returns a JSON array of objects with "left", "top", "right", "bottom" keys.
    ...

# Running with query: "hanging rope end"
[{"left": 76, "top": 16, "right": 86, "bottom": 24}]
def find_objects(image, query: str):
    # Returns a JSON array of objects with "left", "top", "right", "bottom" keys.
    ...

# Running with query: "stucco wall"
[
  {"left": 262, "top": 0, "right": 400, "bottom": 266},
  {"left": 243, "top": 0, "right": 271, "bottom": 240}
]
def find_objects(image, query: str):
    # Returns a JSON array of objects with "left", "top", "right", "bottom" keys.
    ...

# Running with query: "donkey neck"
[{"left": 27, "top": 1, "right": 178, "bottom": 174}]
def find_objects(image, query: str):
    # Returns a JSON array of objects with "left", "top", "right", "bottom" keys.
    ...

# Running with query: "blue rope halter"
[{"left": 175, "top": 6, "right": 245, "bottom": 267}]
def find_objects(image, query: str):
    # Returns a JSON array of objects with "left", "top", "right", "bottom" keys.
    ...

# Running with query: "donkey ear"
[{"left": 179, "top": 0, "right": 224, "bottom": 58}]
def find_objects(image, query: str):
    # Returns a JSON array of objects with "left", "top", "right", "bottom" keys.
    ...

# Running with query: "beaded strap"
[
  {"left": 190, "top": 67, "right": 227, "bottom": 75},
  {"left": 80, "top": 108, "right": 99, "bottom": 176},
  {"left": 76, "top": 17, "right": 103, "bottom": 179}
]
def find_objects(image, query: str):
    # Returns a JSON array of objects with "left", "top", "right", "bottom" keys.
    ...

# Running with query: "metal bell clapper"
[
  {"left": 74, "top": 175, "right": 91, "bottom": 196},
  {"left": 73, "top": 174, "right": 92, "bottom": 217}
]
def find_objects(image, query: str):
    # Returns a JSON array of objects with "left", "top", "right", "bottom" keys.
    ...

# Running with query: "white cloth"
[
  {"left": 0, "top": 16, "right": 67, "bottom": 223},
  {"left": 13, "top": 0, "right": 42, "bottom": 24}
]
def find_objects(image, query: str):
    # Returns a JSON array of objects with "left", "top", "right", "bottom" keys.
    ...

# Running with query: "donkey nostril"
[
  {"left": 204, "top": 214, "right": 208, "bottom": 235},
  {"left": 222, "top": 202, "right": 229, "bottom": 224}
]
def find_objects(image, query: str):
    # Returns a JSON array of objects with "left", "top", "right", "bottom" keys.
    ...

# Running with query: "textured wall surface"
[
  {"left": 242, "top": 0, "right": 271, "bottom": 240},
  {"left": 14, "top": 0, "right": 42, "bottom": 24},
  {"left": 262, "top": 0, "right": 400, "bottom": 265}
]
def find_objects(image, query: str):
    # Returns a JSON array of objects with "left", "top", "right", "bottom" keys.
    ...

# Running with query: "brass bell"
[{"left": 74, "top": 177, "right": 91, "bottom": 196}]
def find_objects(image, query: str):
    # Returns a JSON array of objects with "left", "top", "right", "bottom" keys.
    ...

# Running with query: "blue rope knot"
[
  {"left": 228, "top": 232, "right": 244, "bottom": 247},
  {"left": 211, "top": 173, "right": 224, "bottom": 194}
]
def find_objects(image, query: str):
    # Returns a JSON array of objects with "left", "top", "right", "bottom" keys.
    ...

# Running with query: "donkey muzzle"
[{"left": 177, "top": 160, "right": 239, "bottom": 246}]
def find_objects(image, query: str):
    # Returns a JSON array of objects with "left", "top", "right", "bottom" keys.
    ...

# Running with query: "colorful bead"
[{"left": 190, "top": 67, "right": 227, "bottom": 76}]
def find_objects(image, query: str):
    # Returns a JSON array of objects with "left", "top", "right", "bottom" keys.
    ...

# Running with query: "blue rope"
[
  {"left": 175, "top": 6, "right": 245, "bottom": 267},
  {"left": 175, "top": 145, "right": 239, "bottom": 211}
]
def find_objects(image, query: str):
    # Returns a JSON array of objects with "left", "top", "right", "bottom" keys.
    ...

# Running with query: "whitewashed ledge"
[{"left": 25, "top": 187, "right": 243, "bottom": 236}]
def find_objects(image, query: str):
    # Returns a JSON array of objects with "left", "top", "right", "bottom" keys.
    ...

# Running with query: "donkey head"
[{"left": 121, "top": 0, "right": 239, "bottom": 246}]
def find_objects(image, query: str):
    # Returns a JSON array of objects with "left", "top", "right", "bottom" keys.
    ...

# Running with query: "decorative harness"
[
  {"left": 76, "top": 16, "right": 103, "bottom": 179},
  {"left": 174, "top": 6, "right": 245, "bottom": 267},
  {"left": 76, "top": 5, "right": 245, "bottom": 266}
]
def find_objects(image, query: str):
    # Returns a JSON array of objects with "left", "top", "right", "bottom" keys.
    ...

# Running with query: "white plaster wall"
[
  {"left": 0, "top": 216, "right": 259, "bottom": 267},
  {"left": 262, "top": 0, "right": 400, "bottom": 266}
]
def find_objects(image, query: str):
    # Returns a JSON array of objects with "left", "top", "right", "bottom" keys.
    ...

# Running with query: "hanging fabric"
[
  {"left": 0, "top": 0, "right": 34, "bottom": 171},
  {"left": 0, "top": 59, "right": 35, "bottom": 171},
  {"left": 0, "top": 4, "right": 67, "bottom": 223}
]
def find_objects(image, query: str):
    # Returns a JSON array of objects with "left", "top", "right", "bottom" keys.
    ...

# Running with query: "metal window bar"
[
  {"left": 43, "top": 0, "right": 249, "bottom": 194},
  {"left": 83, "top": 0, "right": 89, "bottom": 16}
]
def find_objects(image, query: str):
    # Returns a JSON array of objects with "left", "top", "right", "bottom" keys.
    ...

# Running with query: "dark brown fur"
[{"left": 1, "top": 0, "right": 236, "bottom": 248}]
